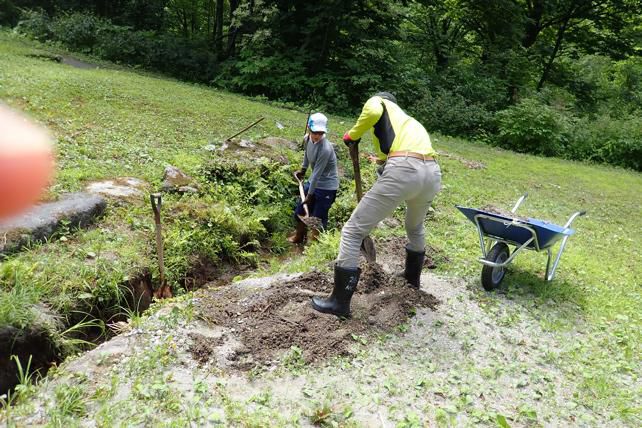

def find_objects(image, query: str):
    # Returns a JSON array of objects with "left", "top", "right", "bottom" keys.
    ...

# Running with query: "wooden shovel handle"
[
  {"left": 294, "top": 174, "right": 310, "bottom": 217},
  {"left": 349, "top": 143, "right": 363, "bottom": 201}
]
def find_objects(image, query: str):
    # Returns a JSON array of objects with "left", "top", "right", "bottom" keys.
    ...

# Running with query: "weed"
[
  {"left": 53, "top": 383, "right": 87, "bottom": 418},
  {"left": 282, "top": 345, "right": 306, "bottom": 373},
  {"left": 306, "top": 401, "right": 356, "bottom": 427}
]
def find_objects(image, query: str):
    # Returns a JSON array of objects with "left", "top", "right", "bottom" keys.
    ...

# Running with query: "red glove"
[{"left": 342, "top": 132, "right": 359, "bottom": 147}]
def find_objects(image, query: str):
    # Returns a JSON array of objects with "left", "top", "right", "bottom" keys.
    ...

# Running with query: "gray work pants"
[{"left": 336, "top": 156, "right": 442, "bottom": 269}]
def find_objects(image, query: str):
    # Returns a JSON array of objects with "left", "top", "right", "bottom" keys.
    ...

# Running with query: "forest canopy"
[{"left": 3, "top": 0, "right": 642, "bottom": 169}]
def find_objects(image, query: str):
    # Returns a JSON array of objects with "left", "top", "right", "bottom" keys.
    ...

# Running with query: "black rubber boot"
[
  {"left": 311, "top": 265, "right": 360, "bottom": 317},
  {"left": 404, "top": 246, "right": 425, "bottom": 288}
]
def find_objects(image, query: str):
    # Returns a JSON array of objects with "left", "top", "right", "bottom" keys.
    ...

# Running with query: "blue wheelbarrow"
[{"left": 456, "top": 194, "right": 586, "bottom": 290}]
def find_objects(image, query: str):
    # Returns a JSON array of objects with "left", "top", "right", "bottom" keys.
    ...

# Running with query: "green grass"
[{"left": 1, "top": 32, "right": 641, "bottom": 424}]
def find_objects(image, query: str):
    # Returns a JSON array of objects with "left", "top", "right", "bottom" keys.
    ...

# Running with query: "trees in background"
[{"left": 3, "top": 0, "right": 641, "bottom": 169}]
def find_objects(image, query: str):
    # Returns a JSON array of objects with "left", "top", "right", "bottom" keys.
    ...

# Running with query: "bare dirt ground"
[
  {"left": 192, "top": 258, "right": 438, "bottom": 371},
  {"left": 6, "top": 236, "right": 635, "bottom": 427}
]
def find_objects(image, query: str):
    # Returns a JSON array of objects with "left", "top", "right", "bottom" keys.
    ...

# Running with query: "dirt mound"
[
  {"left": 194, "top": 263, "right": 438, "bottom": 370},
  {"left": 375, "top": 235, "right": 450, "bottom": 272}
]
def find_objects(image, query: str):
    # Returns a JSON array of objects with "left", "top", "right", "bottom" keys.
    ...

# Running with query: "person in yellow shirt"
[{"left": 311, "top": 92, "right": 442, "bottom": 317}]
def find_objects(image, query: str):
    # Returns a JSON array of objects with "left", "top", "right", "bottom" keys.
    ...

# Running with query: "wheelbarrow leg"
[{"left": 545, "top": 211, "right": 586, "bottom": 281}]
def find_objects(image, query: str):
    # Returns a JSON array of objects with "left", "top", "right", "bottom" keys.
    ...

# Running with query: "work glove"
[
  {"left": 342, "top": 132, "right": 360, "bottom": 147},
  {"left": 294, "top": 168, "right": 306, "bottom": 180}
]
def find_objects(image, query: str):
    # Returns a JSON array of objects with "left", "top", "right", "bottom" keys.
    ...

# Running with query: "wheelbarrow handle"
[
  {"left": 563, "top": 210, "right": 586, "bottom": 228},
  {"left": 511, "top": 193, "right": 528, "bottom": 213}
]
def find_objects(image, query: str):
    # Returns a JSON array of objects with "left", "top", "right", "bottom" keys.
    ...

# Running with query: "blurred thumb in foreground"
[{"left": 0, "top": 104, "right": 55, "bottom": 220}]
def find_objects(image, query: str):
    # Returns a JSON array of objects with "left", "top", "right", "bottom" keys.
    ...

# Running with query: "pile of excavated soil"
[{"left": 194, "top": 261, "right": 439, "bottom": 370}]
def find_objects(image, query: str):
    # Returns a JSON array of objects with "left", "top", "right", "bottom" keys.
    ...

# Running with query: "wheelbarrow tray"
[{"left": 456, "top": 206, "right": 574, "bottom": 251}]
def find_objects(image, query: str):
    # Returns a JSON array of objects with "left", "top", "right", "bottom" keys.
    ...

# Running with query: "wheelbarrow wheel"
[{"left": 481, "top": 243, "right": 510, "bottom": 291}]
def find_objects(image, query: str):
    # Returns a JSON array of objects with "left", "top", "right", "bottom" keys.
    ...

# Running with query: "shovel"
[
  {"left": 150, "top": 193, "right": 172, "bottom": 299},
  {"left": 295, "top": 173, "right": 323, "bottom": 230},
  {"left": 348, "top": 143, "right": 377, "bottom": 263},
  {"left": 224, "top": 117, "right": 265, "bottom": 142}
]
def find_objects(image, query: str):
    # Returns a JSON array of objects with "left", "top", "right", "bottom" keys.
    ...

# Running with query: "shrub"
[
  {"left": 412, "top": 87, "right": 495, "bottom": 137},
  {"left": 94, "top": 24, "right": 153, "bottom": 65},
  {"left": 0, "top": 0, "right": 20, "bottom": 27},
  {"left": 50, "top": 12, "right": 101, "bottom": 52},
  {"left": 14, "top": 9, "right": 51, "bottom": 41},
  {"left": 495, "top": 98, "right": 573, "bottom": 156},
  {"left": 568, "top": 113, "right": 642, "bottom": 171}
]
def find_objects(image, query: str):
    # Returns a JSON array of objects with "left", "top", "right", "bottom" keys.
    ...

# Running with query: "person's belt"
[{"left": 388, "top": 151, "right": 435, "bottom": 161}]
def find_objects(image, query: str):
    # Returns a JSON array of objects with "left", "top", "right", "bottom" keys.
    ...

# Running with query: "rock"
[
  {"left": 86, "top": 177, "right": 147, "bottom": 198},
  {"left": 178, "top": 186, "right": 198, "bottom": 194},
  {"left": 161, "top": 165, "right": 195, "bottom": 192},
  {"left": 0, "top": 193, "right": 107, "bottom": 256},
  {"left": 257, "top": 137, "right": 298, "bottom": 151}
]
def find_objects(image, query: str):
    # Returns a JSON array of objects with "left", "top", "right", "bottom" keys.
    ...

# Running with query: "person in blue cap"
[{"left": 288, "top": 112, "right": 340, "bottom": 244}]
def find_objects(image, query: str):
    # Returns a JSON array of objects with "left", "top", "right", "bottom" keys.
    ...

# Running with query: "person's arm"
[
  {"left": 306, "top": 147, "right": 331, "bottom": 196},
  {"left": 346, "top": 97, "right": 384, "bottom": 141}
]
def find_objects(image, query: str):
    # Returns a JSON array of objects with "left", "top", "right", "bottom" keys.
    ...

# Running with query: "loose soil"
[
  {"left": 480, "top": 204, "right": 530, "bottom": 222},
  {"left": 194, "top": 256, "right": 439, "bottom": 370}
]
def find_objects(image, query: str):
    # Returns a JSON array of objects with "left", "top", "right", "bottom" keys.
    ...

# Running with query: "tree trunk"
[
  {"left": 227, "top": 0, "right": 241, "bottom": 57},
  {"left": 522, "top": 0, "right": 544, "bottom": 49},
  {"left": 215, "top": 0, "right": 224, "bottom": 59},
  {"left": 537, "top": 17, "right": 569, "bottom": 90}
]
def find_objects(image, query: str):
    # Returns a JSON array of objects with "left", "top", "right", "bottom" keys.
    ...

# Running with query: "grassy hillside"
[{"left": 1, "top": 32, "right": 641, "bottom": 424}]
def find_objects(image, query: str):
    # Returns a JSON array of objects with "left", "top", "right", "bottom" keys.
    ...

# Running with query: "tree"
[{"left": 403, "top": 0, "right": 470, "bottom": 73}]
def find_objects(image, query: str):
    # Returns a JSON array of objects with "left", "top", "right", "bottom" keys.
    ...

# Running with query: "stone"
[
  {"left": 162, "top": 165, "right": 195, "bottom": 192},
  {"left": 86, "top": 177, "right": 147, "bottom": 198},
  {"left": 0, "top": 192, "right": 106, "bottom": 256}
]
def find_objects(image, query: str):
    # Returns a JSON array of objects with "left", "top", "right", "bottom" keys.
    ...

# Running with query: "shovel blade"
[{"left": 361, "top": 236, "right": 377, "bottom": 263}]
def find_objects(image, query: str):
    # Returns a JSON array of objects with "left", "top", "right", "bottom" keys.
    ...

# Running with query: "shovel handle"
[
  {"left": 349, "top": 143, "right": 364, "bottom": 201},
  {"left": 150, "top": 193, "right": 165, "bottom": 286},
  {"left": 225, "top": 117, "right": 265, "bottom": 142},
  {"left": 150, "top": 193, "right": 162, "bottom": 224},
  {"left": 294, "top": 174, "right": 310, "bottom": 217},
  {"left": 349, "top": 143, "right": 377, "bottom": 262}
]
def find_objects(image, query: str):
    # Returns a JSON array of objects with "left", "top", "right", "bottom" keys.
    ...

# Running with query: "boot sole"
[{"left": 310, "top": 300, "right": 350, "bottom": 318}]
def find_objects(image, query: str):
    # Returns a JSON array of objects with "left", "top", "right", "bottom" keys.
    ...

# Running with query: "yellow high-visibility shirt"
[{"left": 347, "top": 96, "right": 436, "bottom": 161}]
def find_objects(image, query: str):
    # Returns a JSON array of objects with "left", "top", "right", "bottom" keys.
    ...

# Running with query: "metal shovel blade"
[{"left": 361, "top": 237, "right": 377, "bottom": 263}]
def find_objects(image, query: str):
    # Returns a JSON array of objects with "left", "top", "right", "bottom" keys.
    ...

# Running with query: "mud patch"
[
  {"left": 195, "top": 264, "right": 438, "bottom": 371},
  {"left": 187, "top": 332, "right": 224, "bottom": 365}
]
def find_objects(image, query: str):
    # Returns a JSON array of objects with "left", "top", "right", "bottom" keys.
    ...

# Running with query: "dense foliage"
[{"left": 3, "top": 0, "right": 641, "bottom": 169}]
